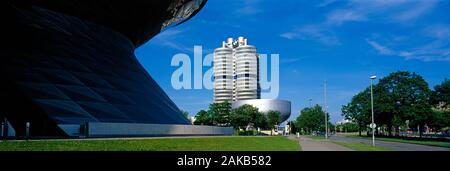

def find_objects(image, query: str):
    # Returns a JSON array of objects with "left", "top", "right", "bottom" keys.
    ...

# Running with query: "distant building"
[
  {"left": 213, "top": 37, "right": 291, "bottom": 123},
  {"left": 189, "top": 116, "right": 196, "bottom": 125},
  {"left": 213, "top": 37, "right": 259, "bottom": 103},
  {"left": 232, "top": 99, "right": 291, "bottom": 123},
  {"left": 336, "top": 119, "right": 352, "bottom": 125}
]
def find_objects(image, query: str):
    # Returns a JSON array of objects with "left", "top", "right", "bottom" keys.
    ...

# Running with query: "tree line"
[
  {"left": 193, "top": 101, "right": 282, "bottom": 131},
  {"left": 291, "top": 104, "right": 334, "bottom": 135},
  {"left": 341, "top": 71, "right": 450, "bottom": 137}
]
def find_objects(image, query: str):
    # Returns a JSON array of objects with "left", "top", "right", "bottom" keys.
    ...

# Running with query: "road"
[
  {"left": 330, "top": 136, "right": 450, "bottom": 151},
  {"left": 289, "top": 136, "right": 353, "bottom": 151}
]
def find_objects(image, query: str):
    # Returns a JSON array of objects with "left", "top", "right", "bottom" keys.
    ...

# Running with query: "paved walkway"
[
  {"left": 330, "top": 136, "right": 450, "bottom": 151},
  {"left": 289, "top": 136, "right": 353, "bottom": 151}
]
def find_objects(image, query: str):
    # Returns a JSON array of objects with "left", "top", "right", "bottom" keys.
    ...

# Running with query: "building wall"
[
  {"left": 58, "top": 123, "right": 234, "bottom": 137},
  {"left": 213, "top": 47, "right": 233, "bottom": 103},
  {"left": 235, "top": 45, "right": 258, "bottom": 100}
]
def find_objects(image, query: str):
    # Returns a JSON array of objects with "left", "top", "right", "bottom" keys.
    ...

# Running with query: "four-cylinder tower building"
[{"left": 213, "top": 37, "right": 260, "bottom": 103}]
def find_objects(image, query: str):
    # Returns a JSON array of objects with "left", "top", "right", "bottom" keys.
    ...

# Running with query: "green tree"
[
  {"left": 267, "top": 110, "right": 281, "bottom": 135},
  {"left": 254, "top": 112, "right": 268, "bottom": 130},
  {"left": 193, "top": 110, "right": 211, "bottom": 125},
  {"left": 430, "top": 79, "right": 450, "bottom": 132},
  {"left": 207, "top": 101, "right": 231, "bottom": 126},
  {"left": 229, "top": 104, "right": 265, "bottom": 129},
  {"left": 431, "top": 79, "right": 450, "bottom": 109},
  {"left": 375, "top": 71, "right": 432, "bottom": 137},
  {"left": 229, "top": 104, "right": 254, "bottom": 129},
  {"left": 343, "top": 71, "right": 435, "bottom": 137},
  {"left": 295, "top": 105, "right": 330, "bottom": 134},
  {"left": 288, "top": 121, "right": 298, "bottom": 134},
  {"left": 429, "top": 110, "right": 450, "bottom": 132},
  {"left": 336, "top": 122, "right": 359, "bottom": 132},
  {"left": 342, "top": 88, "right": 371, "bottom": 136},
  {"left": 267, "top": 110, "right": 281, "bottom": 127}
]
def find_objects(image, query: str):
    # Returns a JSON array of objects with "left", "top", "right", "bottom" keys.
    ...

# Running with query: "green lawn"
[
  {"left": 348, "top": 135, "right": 450, "bottom": 148},
  {"left": 0, "top": 136, "right": 300, "bottom": 151},
  {"left": 333, "top": 141, "right": 393, "bottom": 151},
  {"left": 376, "top": 137, "right": 450, "bottom": 148}
]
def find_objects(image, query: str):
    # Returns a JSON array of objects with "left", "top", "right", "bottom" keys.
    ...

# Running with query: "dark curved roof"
[{"left": 8, "top": 0, "right": 207, "bottom": 47}]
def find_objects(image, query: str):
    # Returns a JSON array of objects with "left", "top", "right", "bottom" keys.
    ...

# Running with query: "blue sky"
[{"left": 135, "top": 0, "right": 450, "bottom": 123}]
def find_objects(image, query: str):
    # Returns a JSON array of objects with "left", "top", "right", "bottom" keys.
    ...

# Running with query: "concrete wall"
[{"left": 58, "top": 123, "right": 234, "bottom": 137}]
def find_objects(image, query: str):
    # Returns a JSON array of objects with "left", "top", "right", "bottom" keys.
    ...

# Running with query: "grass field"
[
  {"left": 333, "top": 141, "right": 393, "bottom": 151},
  {"left": 348, "top": 135, "right": 450, "bottom": 148},
  {"left": 0, "top": 136, "right": 300, "bottom": 151},
  {"left": 376, "top": 137, "right": 450, "bottom": 148}
]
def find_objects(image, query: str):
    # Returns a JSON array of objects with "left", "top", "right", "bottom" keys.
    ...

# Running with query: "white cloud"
[
  {"left": 317, "top": 0, "right": 338, "bottom": 7},
  {"left": 391, "top": 24, "right": 450, "bottom": 62},
  {"left": 398, "top": 51, "right": 413, "bottom": 57},
  {"left": 425, "top": 24, "right": 450, "bottom": 39},
  {"left": 366, "top": 37, "right": 450, "bottom": 62},
  {"left": 149, "top": 29, "right": 195, "bottom": 53},
  {"left": 393, "top": 0, "right": 437, "bottom": 22},
  {"left": 397, "top": 42, "right": 450, "bottom": 62},
  {"left": 326, "top": 9, "right": 367, "bottom": 26},
  {"left": 281, "top": 57, "right": 303, "bottom": 64},
  {"left": 282, "top": 0, "right": 438, "bottom": 46},
  {"left": 280, "top": 25, "right": 340, "bottom": 46},
  {"left": 348, "top": 0, "right": 409, "bottom": 9},
  {"left": 235, "top": 0, "right": 262, "bottom": 15},
  {"left": 331, "top": 0, "right": 438, "bottom": 24},
  {"left": 236, "top": 6, "right": 262, "bottom": 15},
  {"left": 196, "top": 19, "right": 241, "bottom": 29},
  {"left": 149, "top": 29, "right": 214, "bottom": 54},
  {"left": 366, "top": 39, "right": 394, "bottom": 55},
  {"left": 282, "top": 0, "right": 440, "bottom": 49},
  {"left": 148, "top": 28, "right": 214, "bottom": 55},
  {"left": 157, "top": 29, "right": 183, "bottom": 37},
  {"left": 279, "top": 32, "right": 296, "bottom": 40}
]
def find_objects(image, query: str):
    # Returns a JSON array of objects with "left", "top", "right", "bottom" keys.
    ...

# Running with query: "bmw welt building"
[{"left": 0, "top": 0, "right": 233, "bottom": 138}]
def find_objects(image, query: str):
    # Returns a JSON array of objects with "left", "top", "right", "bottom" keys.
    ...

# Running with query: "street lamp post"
[
  {"left": 324, "top": 80, "right": 328, "bottom": 139},
  {"left": 370, "top": 75, "right": 377, "bottom": 146}
]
